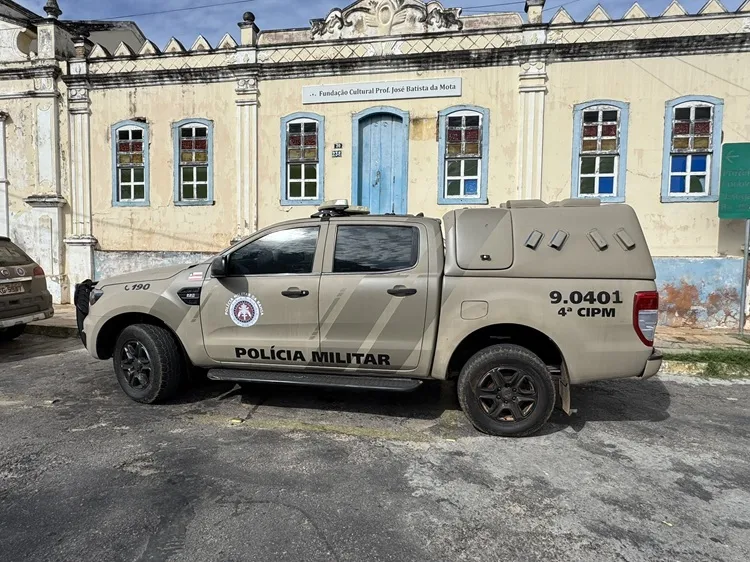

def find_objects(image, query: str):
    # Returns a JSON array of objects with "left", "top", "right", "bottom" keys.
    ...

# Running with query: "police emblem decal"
[{"left": 226, "top": 294, "right": 263, "bottom": 328}]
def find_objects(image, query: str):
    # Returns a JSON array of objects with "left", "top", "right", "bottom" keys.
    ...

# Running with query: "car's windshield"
[{"left": 0, "top": 240, "right": 33, "bottom": 267}]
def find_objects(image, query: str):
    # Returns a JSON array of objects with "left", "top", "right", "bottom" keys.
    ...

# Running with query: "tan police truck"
[{"left": 75, "top": 199, "right": 662, "bottom": 437}]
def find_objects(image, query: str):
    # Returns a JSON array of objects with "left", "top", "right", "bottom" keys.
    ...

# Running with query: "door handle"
[
  {"left": 282, "top": 287, "right": 310, "bottom": 299},
  {"left": 388, "top": 285, "right": 417, "bottom": 297}
]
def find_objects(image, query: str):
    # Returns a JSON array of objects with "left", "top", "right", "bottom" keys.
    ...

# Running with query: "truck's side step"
[{"left": 207, "top": 369, "right": 423, "bottom": 392}]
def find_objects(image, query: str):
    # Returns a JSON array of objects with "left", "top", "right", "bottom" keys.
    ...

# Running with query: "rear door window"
[
  {"left": 0, "top": 241, "right": 32, "bottom": 267},
  {"left": 333, "top": 226, "right": 419, "bottom": 273}
]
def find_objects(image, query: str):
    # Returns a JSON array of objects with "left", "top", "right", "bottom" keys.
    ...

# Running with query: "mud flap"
[{"left": 559, "top": 363, "right": 571, "bottom": 415}]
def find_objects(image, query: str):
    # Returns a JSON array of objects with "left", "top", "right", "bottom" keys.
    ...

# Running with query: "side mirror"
[{"left": 211, "top": 255, "right": 228, "bottom": 278}]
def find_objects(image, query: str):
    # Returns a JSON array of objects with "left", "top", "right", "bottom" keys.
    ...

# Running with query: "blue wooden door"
[{"left": 356, "top": 113, "right": 407, "bottom": 215}]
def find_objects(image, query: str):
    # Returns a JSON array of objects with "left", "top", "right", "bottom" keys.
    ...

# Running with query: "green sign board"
[{"left": 719, "top": 143, "right": 750, "bottom": 219}]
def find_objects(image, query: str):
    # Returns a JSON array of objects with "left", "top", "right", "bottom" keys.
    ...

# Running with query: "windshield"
[{"left": 0, "top": 240, "right": 33, "bottom": 267}]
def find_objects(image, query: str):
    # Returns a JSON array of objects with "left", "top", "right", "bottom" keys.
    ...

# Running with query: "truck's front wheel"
[
  {"left": 458, "top": 344, "right": 555, "bottom": 437},
  {"left": 113, "top": 324, "right": 185, "bottom": 404}
]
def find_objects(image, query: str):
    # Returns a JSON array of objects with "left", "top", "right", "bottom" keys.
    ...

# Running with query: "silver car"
[{"left": 0, "top": 237, "right": 53, "bottom": 342}]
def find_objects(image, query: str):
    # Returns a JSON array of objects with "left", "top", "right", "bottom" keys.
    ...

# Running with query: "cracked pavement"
[{"left": 1, "top": 335, "right": 749, "bottom": 561}]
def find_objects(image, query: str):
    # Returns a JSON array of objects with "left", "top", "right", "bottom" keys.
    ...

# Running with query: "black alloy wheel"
[{"left": 475, "top": 367, "right": 538, "bottom": 422}]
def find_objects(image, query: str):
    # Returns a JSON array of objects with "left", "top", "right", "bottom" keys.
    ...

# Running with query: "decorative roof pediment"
[
  {"left": 622, "top": 3, "right": 648, "bottom": 19},
  {"left": 310, "top": 0, "right": 463, "bottom": 41},
  {"left": 88, "top": 43, "right": 111, "bottom": 59},
  {"left": 113, "top": 42, "right": 135, "bottom": 57},
  {"left": 549, "top": 8, "right": 574, "bottom": 25},
  {"left": 699, "top": 0, "right": 727, "bottom": 14},
  {"left": 661, "top": 1, "right": 687, "bottom": 17},
  {"left": 138, "top": 40, "right": 160, "bottom": 55},
  {"left": 217, "top": 33, "right": 238, "bottom": 50},
  {"left": 585, "top": 4, "right": 611, "bottom": 22},
  {"left": 164, "top": 37, "right": 186, "bottom": 53},
  {"left": 190, "top": 35, "right": 212, "bottom": 51}
]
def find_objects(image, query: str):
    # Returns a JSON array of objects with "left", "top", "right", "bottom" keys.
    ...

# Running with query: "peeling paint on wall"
[
  {"left": 655, "top": 257, "right": 744, "bottom": 329},
  {"left": 94, "top": 250, "right": 214, "bottom": 281}
]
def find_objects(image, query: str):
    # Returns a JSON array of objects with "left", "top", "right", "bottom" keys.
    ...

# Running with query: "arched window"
[
  {"left": 280, "top": 113, "right": 325, "bottom": 206},
  {"left": 571, "top": 100, "right": 629, "bottom": 202},
  {"left": 173, "top": 118, "right": 214, "bottom": 205},
  {"left": 661, "top": 96, "right": 723, "bottom": 202},
  {"left": 112, "top": 120, "right": 149, "bottom": 206},
  {"left": 438, "top": 106, "right": 489, "bottom": 205}
]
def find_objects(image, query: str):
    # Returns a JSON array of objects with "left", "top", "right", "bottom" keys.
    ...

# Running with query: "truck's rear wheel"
[
  {"left": 458, "top": 344, "right": 555, "bottom": 437},
  {"left": 113, "top": 324, "right": 185, "bottom": 404}
]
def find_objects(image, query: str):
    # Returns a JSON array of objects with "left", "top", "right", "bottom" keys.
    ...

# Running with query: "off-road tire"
[
  {"left": 0, "top": 324, "right": 25, "bottom": 342},
  {"left": 113, "top": 324, "right": 185, "bottom": 404},
  {"left": 458, "top": 344, "right": 555, "bottom": 437}
]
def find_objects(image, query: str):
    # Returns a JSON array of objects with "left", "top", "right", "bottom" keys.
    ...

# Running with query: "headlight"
[{"left": 89, "top": 288, "right": 104, "bottom": 306}]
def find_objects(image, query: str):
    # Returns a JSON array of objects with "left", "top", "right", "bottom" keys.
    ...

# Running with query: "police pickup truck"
[{"left": 75, "top": 199, "right": 662, "bottom": 437}]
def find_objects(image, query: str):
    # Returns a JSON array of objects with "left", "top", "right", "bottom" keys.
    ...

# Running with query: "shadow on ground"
[
  {"left": 178, "top": 374, "right": 672, "bottom": 436},
  {"left": 0, "top": 334, "right": 82, "bottom": 364}
]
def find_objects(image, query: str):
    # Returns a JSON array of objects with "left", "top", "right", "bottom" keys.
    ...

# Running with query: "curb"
[
  {"left": 25, "top": 324, "right": 79, "bottom": 339},
  {"left": 662, "top": 360, "right": 750, "bottom": 378}
]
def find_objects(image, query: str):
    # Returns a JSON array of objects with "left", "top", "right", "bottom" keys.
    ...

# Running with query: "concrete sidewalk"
[{"left": 27, "top": 305, "right": 750, "bottom": 353}]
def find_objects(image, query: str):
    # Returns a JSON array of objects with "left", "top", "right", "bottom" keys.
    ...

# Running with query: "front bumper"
[
  {"left": 640, "top": 349, "right": 663, "bottom": 380},
  {"left": 0, "top": 308, "right": 54, "bottom": 329}
]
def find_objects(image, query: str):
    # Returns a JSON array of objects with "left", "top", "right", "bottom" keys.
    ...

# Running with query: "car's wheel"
[
  {"left": 113, "top": 324, "right": 185, "bottom": 404},
  {"left": 457, "top": 344, "right": 555, "bottom": 437},
  {"left": 0, "top": 324, "right": 25, "bottom": 342}
]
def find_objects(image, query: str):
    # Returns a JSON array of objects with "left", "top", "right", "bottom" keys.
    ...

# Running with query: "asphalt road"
[{"left": 1, "top": 334, "right": 749, "bottom": 562}]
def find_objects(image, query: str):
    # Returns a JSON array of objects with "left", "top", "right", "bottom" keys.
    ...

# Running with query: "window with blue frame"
[
  {"left": 444, "top": 110, "right": 483, "bottom": 200},
  {"left": 174, "top": 118, "right": 213, "bottom": 205},
  {"left": 280, "top": 113, "right": 325, "bottom": 206},
  {"left": 112, "top": 121, "right": 148, "bottom": 206},
  {"left": 574, "top": 105, "right": 624, "bottom": 199},
  {"left": 661, "top": 96, "right": 723, "bottom": 203},
  {"left": 668, "top": 103, "right": 713, "bottom": 196}
]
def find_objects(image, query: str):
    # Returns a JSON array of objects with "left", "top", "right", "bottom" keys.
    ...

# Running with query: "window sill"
[
  {"left": 175, "top": 200, "right": 215, "bottom": 207},
  {"left": 438, "top": 197, "right": 488, "bottom": 205},
  {"left": 281, "top": 198, "right": 324, "bottom": 207},
  {"left": 113, "top": 200, "right": 150, "bottom": 208},
  {"left": 576, "top": 194, "right": 625, "bottom": 204},
  {"left": 661, "top": 194, "right": 718, "bottom": 203}
]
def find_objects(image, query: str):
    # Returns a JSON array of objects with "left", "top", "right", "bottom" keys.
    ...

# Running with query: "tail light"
[
  {"left": 33, "top": 266, "right": 45, "bottom": 277},
  {"left": 633, "top": 291, "right": 659, "bottom": 346}
]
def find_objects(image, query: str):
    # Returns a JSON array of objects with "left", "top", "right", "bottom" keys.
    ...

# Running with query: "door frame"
[{"left": 351, "top": 106, "right": 410, "bottom": 213}]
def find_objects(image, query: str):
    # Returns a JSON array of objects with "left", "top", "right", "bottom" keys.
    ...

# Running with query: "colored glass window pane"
[
  {"left": 600, "top": 156, "right": 615, "bottom": 174},
  {"left": 598, "top": 177, "right": 614, "bottom": 194},
  {"left": 601, "top": 125, "right": 617, "bottom": 137},
  {"left": 464, "top": 128, "right": 480, "bottom": 142},
  {"left": 694, "top": 121, "right": 711, "bottom": 134},
  {"left": 464, "top": 159, "right": 478, "bottom": 176},
  {"left": 289, "top": 135, "right": 302, "bottom": 146},
  {"left": 671, "top": 155, "right": 687, "bottom": 173},
  {"left": 581, "top": 157, "right": 596, "bottom": 174},
  {"left": 694, "top": 137, "right": 710, "bottom": 149},
  {"left": 582, "top": 140, "right": 598, "bottom": 152},
  {"left": 583, "top": 125, "right": 598, "bottom": 138},
  {"left": 583, "top": 111, "right": 598, "bottom": 123},
  {"left": 600, "top": 139, "right": 617, "bottom": 151},
  {"left": 689, "top": 176, "right": 706, "bottom": 193},
  {"left": 673, "top": 137, "right": 689, "bottom": 149},
  {"left": 447, "top": 130, "right": 462, "bottom": 142},
  {"left": 195, "top": 139, "right": 207, "bottom": 150},
  {"left": 464, "top": 179, "right": 478, "bottom": 196},
  {"left": 287, "top": 121, "right": 318, "bottom": 163},
  {"left": 691, "top": 155, "right": 707, "bottom": 172},
  {"left": 447, "top": 144, "right": 462, "bottom": 156},
  {"left": 580, "top": 177, "right": 595, "bottom": 194},
  {"left": 674, "top": 122, "right": 690, "bottom": 135},
  {"left": 304, "top": 135, "right": 317, "bottom": 146},
  {"left": 670, "top": 176, "right": 686, "bottom": 193}
]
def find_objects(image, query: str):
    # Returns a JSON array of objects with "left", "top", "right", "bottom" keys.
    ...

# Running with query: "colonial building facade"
[{"left": 1, "top": 0, "right": 750, "bottom": 326}]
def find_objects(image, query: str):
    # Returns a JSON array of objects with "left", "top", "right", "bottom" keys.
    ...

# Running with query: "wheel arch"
[
  {"left": 95, "top": 312, "right": 185, "bottom": 361},
  {"left": 443, "top": 323, "right": 565, "bottom": 380}
]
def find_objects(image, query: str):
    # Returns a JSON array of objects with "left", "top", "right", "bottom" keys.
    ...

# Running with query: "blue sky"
[{"left": 16, "top": 0, "right": 747, "bottom": 47}]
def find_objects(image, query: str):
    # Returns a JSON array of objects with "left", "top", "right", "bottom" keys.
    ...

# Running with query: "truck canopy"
[{"left": 443, "top": 199, "right": 655, "bottom": 280}]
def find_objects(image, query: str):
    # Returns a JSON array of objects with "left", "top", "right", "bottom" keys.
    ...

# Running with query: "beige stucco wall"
[
  {"left": 88, "top": 82, "right": 238, "bottom": 252},
  {"left": 544, "top": 52, "right": 750, "bottom": 259},
  {"left": 255, "top": 66, "right": 519, "bottom": 228}
]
